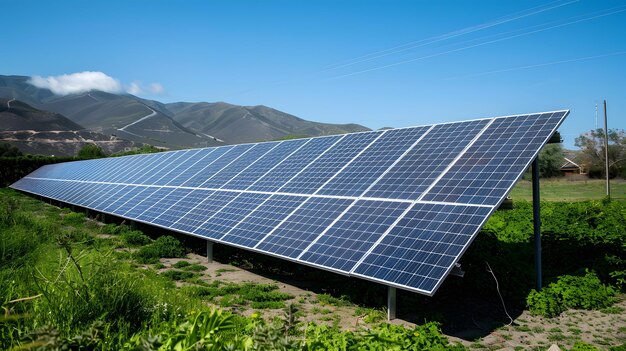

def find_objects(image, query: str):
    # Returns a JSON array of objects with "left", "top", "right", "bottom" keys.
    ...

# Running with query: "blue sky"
[{"left": 2, "top": 0, "right": 625, "bottom": 148}]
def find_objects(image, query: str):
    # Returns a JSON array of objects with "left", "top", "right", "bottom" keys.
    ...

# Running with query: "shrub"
[
  {"left": 173, "top": 260, "right": 190, "bottom": 268},
  {"left": 527, "top": 271, "right": 616, "bottom": 317},
  {"left": 161, "top": 270, "right": 197, "bottom": 281},
  {"left": 135, "top": 236, "right": 186, "bottom": 264},
  {"left": 62, "top": 212, "right": 85, "bottom": 225},
  {"left": 571, "top": 341, "right": 600, "bottom": 350},
  {"left": 121, "top": 230, "right": 152, "bottom": 246},
  {"left": 101, "top": 223, "right": 125, "bottom": 235}
]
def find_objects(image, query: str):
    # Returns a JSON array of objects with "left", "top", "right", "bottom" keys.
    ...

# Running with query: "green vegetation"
[
  {"left": 457, "top": 198, "right": 625, "bottom": 315},
  {"left": 576, "top": 128, "right": 626, "bottom": 178},
  {"left": 527, "top": 271, "right": 617, "bottom": 317},
  {"left": 511, "top": 178, "right": 626, "bottom": 201},
  {"left": 0, "top": 154, "right": 76, "bottom": 187},
  {"left": 0, "top": 188, "right": 461, "bottom": 350},
  {"left": 135, "top": 235, "right": 187, "bottom": 263},
  {"left": 0, "top": 142, "right": 23, "bottom": 157},
  {"left": 536, "top": 143, "right": 565, "bottom": 178},
  {"left": 76, "top": 143, "right": 106, "bottom": 159},
  {"left": 121, "top": 229, "right": 152, "bottom": 246},
  {"left": 111, "top": 144, "right": 166, "bottom": 157}
]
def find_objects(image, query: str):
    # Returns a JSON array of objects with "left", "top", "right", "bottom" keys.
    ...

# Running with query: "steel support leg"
[
  {"left": 207, "top": 240, "right": 213, "bottom": 263},
  {"left": 532, "top": 157, "right": 542, "bottom": 291},
  {"left": 387, "top": 286, "right": 396, "bottom": 320}
]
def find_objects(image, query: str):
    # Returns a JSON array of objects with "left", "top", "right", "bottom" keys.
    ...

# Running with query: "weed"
[
  {"left": 173, "top": 260, "right": 190, "bottom": 268},
  {"left": 161, "top": 270, "right": 197, "bottom": 281},
  {"left": 135, "top": 235, "right": 186, "bottom": 263},
  {"left": 121, "top": 230, "right": 151, "bottom": 246},
  {"left": 62, "top": 212, "right": 85, "bottom": 225},
  {"left": 601, "top": 306, "right": 625, "bottom": 314},
  {"left": 316, "top": 293, "right": 351, "bottom": 307},
  {"left": 183, "top": 263, "right": 207, "bottom": 272},
  {"left": 527, "top": 271, "right": 617, "bottom": 317},
  {"left": 569, "top": 327, "right": 582, "bottom": 335},
  {"left": 547, "top": 332, "right": 565, "bottom": 342}
]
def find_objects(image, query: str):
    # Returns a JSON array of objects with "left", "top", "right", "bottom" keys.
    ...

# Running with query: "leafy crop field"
[{"left": 1, "top": 187, "right": 625, "bottom": 350}]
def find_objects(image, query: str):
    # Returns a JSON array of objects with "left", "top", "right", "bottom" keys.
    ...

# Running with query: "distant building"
[{"left": 560, "top": 157, "right": 582, "bottom": 176}]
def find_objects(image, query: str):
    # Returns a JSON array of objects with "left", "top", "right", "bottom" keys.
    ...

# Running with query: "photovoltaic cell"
[
  {"left": 181, "top": 144, "right": 254, "bottom": 188},
  {"left": 279, "top": 132, "right": 383, "bottom": 194},
  {"left": 152, "top": 189, "right": 214, "bottom": 228},
  {"left": 248, "top": 135, "right": 342, "bottom": 192},
  {"left": 140, "top": 150, "right": 198, "bottom": 185},
  {"left": 221, "top": 194, "right": 306, "bottom": 247},
  {"left": 364, "top": 120, "right": 490, "bottom": 200},
  {"left": 199, "top": 142, "right": 278, "bottom": 189},
  {"left": 10, "top": 110, "right": 569, "bottom": 296},
  {"left": 423, "top": 112, "right": 566, "bottom": 205},
  {"left": 100, "top": 185, "right": 145, "bottom": 213},
  {"left": 352, "top": 204, "right": 491, "bottom": 293},
  {"left": 193, "top": 192, "right": 270, "bottom": 239},
  {"left": 146, "top": 149, "right": 204, "bottom": 185},
  {"left": 256, "top": 197, "right": 354, "bottom": 258},
  {"left": 222, "top": 138, "right": 309, "bottom": 190},
  {"left": 90, "top": 185, "right": 130, "bottom": 211},
  {"left": 123, "top": 187, "right": 175, "bottom": 219},
  {"left": 167, "top": 146, "right": 234, "bottom": 186},
  {"left": 172, "top": 190, "right": 241, "bottom": 234},
  {"left": 137, "top": 188, "right": 195, "bottom": 222},
  {"left": 110, "top": 186, "right": 160, "bottom": 216},
  {"left": 299, "top": 200, "right": 410, "bottom": 272},
  {"left": 317, "top": 127, "right": 430, "bottom": 197}
]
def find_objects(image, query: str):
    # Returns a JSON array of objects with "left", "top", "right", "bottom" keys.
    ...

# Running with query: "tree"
[
  {"left": 575, "top": 128, "right": 626, "bottom": 178},
  {"left": 0, "top": 143, "right": 23, "bottom": 157},
  {"left": 77, "top": 143, "right": 106, "bottom": 159},
  {"left": 537, "top": 143, "right": 565, "bottom": 178}
]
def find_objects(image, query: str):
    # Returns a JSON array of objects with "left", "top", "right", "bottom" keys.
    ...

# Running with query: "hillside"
[
  {"left": 166, "top": 102, "right": 369, "bottom": 144},
  {"left": 0, "top": 98, "right": 83, "bottom": 131},
  {"left": 0, "top": 75, "right": 370, "bottom": 147},
  {"left": 0, "top": 99, "right": 140, "bottom": 156}
]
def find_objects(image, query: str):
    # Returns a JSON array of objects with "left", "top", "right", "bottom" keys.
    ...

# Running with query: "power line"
[
  {"left": 323, "top": 0, "right": 579, "bottom": 72},
  {"left": 327, "top": 5, "right": 626, "bottom": 80}
]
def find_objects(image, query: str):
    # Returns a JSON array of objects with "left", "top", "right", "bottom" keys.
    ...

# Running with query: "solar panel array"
[{"left": 11, "top": 110, "right": 568, "bottom": 295}]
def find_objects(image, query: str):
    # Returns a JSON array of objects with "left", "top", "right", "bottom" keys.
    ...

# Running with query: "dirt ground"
[{"left": 159, "top": 253, "right": 626, "bottom": 350}]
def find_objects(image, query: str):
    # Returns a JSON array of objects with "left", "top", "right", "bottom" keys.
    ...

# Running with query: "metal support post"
[
  {"left": 604, "top": 100, "right": 611, "bottom": 199},
  {"left": 532, "top": 157, "right": 542, "bottom": 291},
  {"left": 206, "top": 240, "right": 213, "bottom": 263},
  {"left": 387, "top": 286, "right": 397, "bottom": 320}
]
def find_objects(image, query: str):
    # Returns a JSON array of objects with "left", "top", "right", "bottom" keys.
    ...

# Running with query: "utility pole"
[{"left": 604, "top": 100, "right": 610, "bottom": 199}]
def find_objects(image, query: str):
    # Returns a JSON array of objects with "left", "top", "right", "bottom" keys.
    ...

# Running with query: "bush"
[
  {"left": 527, "top": 271, "right": 616, "bottom": 317},
  {"left": 77, "top": 143, "right": 106, "bottom": 159},
  {"left": 121, "top": 230, "right": 152, "bottom": 246},
  {"left": 135, "top": 235, "right": 186, "bottom": 264}
]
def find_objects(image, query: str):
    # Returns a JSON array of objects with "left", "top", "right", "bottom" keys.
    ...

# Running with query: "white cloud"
[
  {"left": 28, "top": 71, "right": 166, "bottom": 97},
  {"left": 125, "top": 81, "right": 165, "bottom": 96},
  {"left": 28, "top": 71, "right": 123, "bottom": 95},
  {"left": 127, "top": 81, "right": 143, "bottom": 95},
  {"left": 148, "top": 83, "right": 164, "bottom": 94}
]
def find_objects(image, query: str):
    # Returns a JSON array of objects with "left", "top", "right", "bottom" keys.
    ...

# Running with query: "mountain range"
[{"left": 0, "top": 75, "right": 369, "bottom": 155}]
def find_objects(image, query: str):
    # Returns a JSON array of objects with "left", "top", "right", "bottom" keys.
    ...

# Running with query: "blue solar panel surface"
[{"left": 10, "top": 110, "right": 568, "bottom": 295}]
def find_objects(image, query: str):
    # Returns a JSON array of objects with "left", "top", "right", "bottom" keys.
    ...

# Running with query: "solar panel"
[{"left": 10, "top": 110, "right": 568, "bottom": 295}]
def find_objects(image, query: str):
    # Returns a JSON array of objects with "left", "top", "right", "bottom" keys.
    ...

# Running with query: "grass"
[
  {"left": 2, "top": 187, "right": 625, "bottom": 350},
  {"left": 510, "top": 178, "right": 626, "bottom": 202}
]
